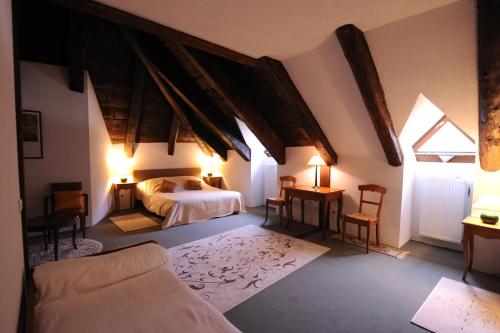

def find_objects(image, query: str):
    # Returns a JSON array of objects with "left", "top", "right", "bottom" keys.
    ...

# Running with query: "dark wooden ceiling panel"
[
  {"left": 21, "top": 0, "right": 339, "bottom": 162},
  {"left": 84, "top": 16, "right": 190, "bottom": 144},
  {"left": 136, "top": 73, "right": 172, "bottom": 143}
]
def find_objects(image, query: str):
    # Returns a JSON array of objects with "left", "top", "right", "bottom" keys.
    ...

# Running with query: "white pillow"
[{"left": 137, "top": 176, "right": 208, "bottom": 195}]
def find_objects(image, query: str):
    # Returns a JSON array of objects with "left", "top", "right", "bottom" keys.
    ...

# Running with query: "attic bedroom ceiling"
[
  {"left": 93, "top": 0, "right": 458, "bottom": 59},
  {"left": 20, "top": 0, "right": 338, "bottom": 165}
]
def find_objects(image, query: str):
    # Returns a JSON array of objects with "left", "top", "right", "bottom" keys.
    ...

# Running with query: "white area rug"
[
  {"left": 28, "top": 238, "right": 103, "bottom": 268},
  {"left": 110, "top": 213, "right": 160, "bottom": 232},
  {"left": 412, "top": 277, "right": 500, "bottom": 333},
  {"left": 167, "top": 224, "right": 329, "bottom": 312}
]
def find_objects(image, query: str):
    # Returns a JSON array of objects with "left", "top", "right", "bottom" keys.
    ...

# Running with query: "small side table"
[
  {"left": 113, "top": 182, "right": 137, "bottom": 211},
  {"left": 203, "top": 176, "right": 223, "bottom": 189},
  {"left": 462, "top": 216, "right": 500, "bottom": 281},
  {"left": 27, "top": 215, "right": 78, "bottom": 261}
]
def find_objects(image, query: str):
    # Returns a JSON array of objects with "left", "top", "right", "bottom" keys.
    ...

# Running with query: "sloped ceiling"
[
  {"left": 19, "top": 0, "right": 470, "bottom": 165},
  {"left": 284, "top": 0, "right": 476, "bottom": 161},
  {"left": 96, "top": 0, "right": 457, "bottom": 59},
  {"left": 20, "top": 0, "right": 339, "bottom": 164}
]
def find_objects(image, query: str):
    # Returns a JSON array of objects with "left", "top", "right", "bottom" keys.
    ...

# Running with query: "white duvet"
[
  {"left": 33, "top": 243, "right": 240, "bottom": 333},
  {"left": 137, "top": 176, "right": 245, "bottom": 228}
]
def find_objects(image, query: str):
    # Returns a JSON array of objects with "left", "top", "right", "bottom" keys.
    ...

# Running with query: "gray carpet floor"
[{"left": 84, "top": 207, "right": 500, "bottom": 333}]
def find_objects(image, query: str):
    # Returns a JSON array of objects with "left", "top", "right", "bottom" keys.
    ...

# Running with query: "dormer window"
[{"left": 412, "top": 115, "right": 476, "bottom": 163}]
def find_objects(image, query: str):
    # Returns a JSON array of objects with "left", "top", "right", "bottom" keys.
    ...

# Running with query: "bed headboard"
[{"left": 133, "top": 168, "right": 201, "bottom": 183}]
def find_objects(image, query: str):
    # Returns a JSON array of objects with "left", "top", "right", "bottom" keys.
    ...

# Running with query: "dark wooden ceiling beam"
[
  {"left": 124, "top": 58, "right": 145, "bottom": 157},
  {"left": 168, "top": 113, "right": 179, "bottom": 155},
  {"left": 119, "top": 27, "right": 227, "bottom": 160},
  {"left": 118, "top": 26, "right": 190, "bottom": 125},
  {"left": 335, "top": 24, "right": 403, "bottom": 167},
  {"left": 257, "top": 57, "right": 338, "bottom": 165},
  {"left": 50, "top": 0, "right": 257, "bottom": 67},
  {"left": 167, "top": 43, "right": 286, "bottom": 164},
  {"left": 193, "top": 135, "right": 213, "bottom": 157},
  {"left": 68, "top": 11, "right": 85, "bottom": 92},
  {"left": 478, "top": 0, "right": 500, "bottom": 172},
  {"left": 412, "top": 115, "right": 447, "bottom": 152},
  {"left": 191, "top": 119, "right": 228, "bottom": 160},
  {"left": 155, "top": 58, "right": 251, "bottom": 161}
]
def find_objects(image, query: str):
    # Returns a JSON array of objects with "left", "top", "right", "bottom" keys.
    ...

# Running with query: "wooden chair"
[
  {"left": 44, "top": 182, "right": 89, "bottom": 238},
  {"left": 264, "top": 176, "right": 302, "bottom": 226},
  {"left": 342, "top": 184, "right": 386, "bottom": 253}
]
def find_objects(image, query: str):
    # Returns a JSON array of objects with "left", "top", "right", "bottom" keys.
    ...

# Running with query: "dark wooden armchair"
[{"left": 44, "top": 182, "right": 89, "bottom": 238}]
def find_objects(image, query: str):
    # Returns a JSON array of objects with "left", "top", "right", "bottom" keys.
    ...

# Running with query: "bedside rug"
[
  {"left": 167, "top": 224, "right": 329, "bottom": 313},
  {"left": 28, "top": 238, "right": 103, "bottom": 268},
  {"left": 110, "top": 213, "right": 160, "bottom": 232},
  {"left": 412, "top": 277, "right": 500, "bottom": 333}
]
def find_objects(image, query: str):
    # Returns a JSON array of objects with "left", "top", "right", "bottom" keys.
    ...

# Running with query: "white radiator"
[{"left": 415, "top": 176, "right": 471, "bottom": 244}]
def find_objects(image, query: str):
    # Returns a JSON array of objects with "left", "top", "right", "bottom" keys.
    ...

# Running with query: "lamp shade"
[
  {"left": 472, "top": 194, "right": 500, "bottom": 212},
  {"left": 307, "top": 155, "right": 327, "bottom": 166}
]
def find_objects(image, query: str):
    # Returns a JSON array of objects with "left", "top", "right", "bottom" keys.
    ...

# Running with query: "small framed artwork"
[{"left": 22, "top": 110, "right": 44, "bottom": 159}]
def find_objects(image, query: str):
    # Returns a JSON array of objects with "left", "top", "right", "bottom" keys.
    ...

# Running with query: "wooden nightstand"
[
  {"left": 113, "top": 182, "right": 137, "bottom": 211},
  {"left": 203, "top": 176, "right": 223, "bottom": 189}
]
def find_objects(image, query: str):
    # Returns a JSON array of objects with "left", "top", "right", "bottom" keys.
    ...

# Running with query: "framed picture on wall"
[{"left": 22, "top": 110, "right": 44, "bottom": 159}]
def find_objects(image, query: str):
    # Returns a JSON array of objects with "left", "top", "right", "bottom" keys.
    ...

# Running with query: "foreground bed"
[
  {"left": 32, "top": 242, "right": 240, "bottom": 333},
  {"left": 134, "top": 168, "right": 245, "bottom": 229}
]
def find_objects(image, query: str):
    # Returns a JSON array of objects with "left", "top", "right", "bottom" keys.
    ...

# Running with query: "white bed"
[
  {"left": 135, "top": 170, "right": 245, "bottom": 229},
  {"left": 32, "top": 243, "right": 240, "bottom": 333}
]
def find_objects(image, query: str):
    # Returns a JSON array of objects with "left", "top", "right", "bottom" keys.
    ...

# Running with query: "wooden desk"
[
  {"left": 284, "top": 186, "right": 344, "bottom": 240},
  {"left": 462, "top": 216, "right": 500, "bottom": 281},
  {"left": 113, "top": 182, "right": 137, "bottom": 211}
]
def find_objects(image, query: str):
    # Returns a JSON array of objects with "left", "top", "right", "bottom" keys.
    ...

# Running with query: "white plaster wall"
[
  {"left": 277, "top": 148, "right": 403, "bottom": 247},
  {"left": 284, "top": 37, "right": 385, "bottom": 159},
  {"left": 398, "top": 94, "right": 446, "bottom": 247},
  {"left": 88, "top": 75, "right": 113, "bottom": 225},
  {"left": 280, "top": 0, "right": 486, "bottom": 253},
  {"left": 236, "top": 119, "right": 272, "bottom": 207},
  {"left": 368, "top": 0, "right": 499, "bottom": 273},
  {"left": 220, "top": 150, "right": 252, "bottom": 206},
  {"left": 0, "top": 0, "right": 24, "bottom": 331},
  {"left": 263, "top": 157, "right": 278, "bottom": 200},
  {"left": 111, "top": 142, "right": 205, "bottom": 209},
  {"left": 278, "top": 147, "right": 321, "bottom": 226},
  {"left": 21, "top": 62, "right": 92, "bottom": 221},
  {"left": 366, "top": 0, "right": 477, "bottom": 138},
  {"left": 281, "top": 14, "right": 402, "bottom": 247},
  {"left": 122, "top": 142, "right": 203, "bottom": 171},
  {"left": 332, "top": 157, "right": 404, "bottom": 248}
]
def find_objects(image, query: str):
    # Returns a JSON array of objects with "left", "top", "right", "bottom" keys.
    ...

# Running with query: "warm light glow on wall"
[
  {"left": 197, "top": 152, "right": 223, "bottom": 176},
  {"left": 108, "top": 148, "right": 134, "bottom": 183}
]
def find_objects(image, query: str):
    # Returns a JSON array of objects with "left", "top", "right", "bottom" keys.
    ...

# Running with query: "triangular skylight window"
[{"left": 412, "top": 116, "right": 476, "bottom": 163}]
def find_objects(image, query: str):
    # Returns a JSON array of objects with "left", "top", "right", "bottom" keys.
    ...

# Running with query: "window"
[{"left": 412, "top": 116, "right": 475, "bottom": 163}]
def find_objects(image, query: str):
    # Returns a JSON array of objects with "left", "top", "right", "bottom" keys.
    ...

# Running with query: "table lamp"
[{"left": 307, "top": 155, "right": 326, "bottom": 189}]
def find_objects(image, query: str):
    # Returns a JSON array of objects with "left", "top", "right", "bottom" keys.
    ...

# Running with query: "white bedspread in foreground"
[
  {"left": 143, "top": 188, "right": 245, "bottom": 229},
  {"left": 33, "top": 243, "right": 240, "bottom": 333}
]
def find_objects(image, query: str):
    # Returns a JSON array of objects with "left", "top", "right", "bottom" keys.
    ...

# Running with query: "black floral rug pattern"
[{"left": 167, "top": 224, "right": 329, "bottom": 312}]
